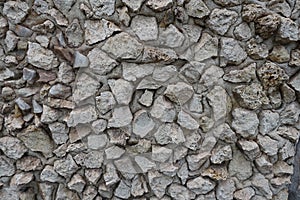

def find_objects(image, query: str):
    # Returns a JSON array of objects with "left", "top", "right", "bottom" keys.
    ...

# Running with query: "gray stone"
[
  {"left": 148, "top": 171, "right": 172, "bottom": 198},
  {"left": 277, "top": 17, "right": 299, "bottom": 42},
  {"left": 84, "top": 19, "right": 120, "bottom": 45},
  {"left": 187, "top": 151, "right": 210, "bottom": 171},
  {"left": 83, "top": 186, "right": 98, "bottom": 200},
  {"left": 123, "top": 63, "right": 154, "bottom": 82},
  {"left": 164, "top": 82, "right": 194, "bottom": 104},
  {"left": 185, "top": 0, "right": 210, "bottom": 19},
  {"left": 108, "top": 106, "right": 133, "bottom": 128},
  {"left": 10, "top": 172, "right": 34, "bottom": 186},
  {"left": 257, "top": 61, "right": 288, "bottom": 88},
  {"left": 3, "top": 1, "right": 29, "bottom": 24},
  {"left": 269, "top": 45, "right": 290, "bottom": 63},
  {"left": 108, "top": 79, "right": 134, "bottom": 105},
  {"left": 49, "top": 83, "right": 71, "bottom": 99},
  {"left": 214, "top": 0, "right": 242, "bottom": 6},
  {"left": 251, "top": 173, "right": 273, "bottom": 199},
  {"left": 103, "top": 163, "right": 120, "bottom": 186},
  {"left": 32, "top": 99, "right": 43, "bottom": 114},
  {"left": 105, "top": 145, "right": 125, "bottom": 160},
  {"left": 114, "top": 156, "right": 137, "bottom": 175},
  {"left": 67, "top": 105, "right": 98, "bottom": 127},
  {"left": 280, "top": 102, "right": 300, "bottom": 125},
  {"left": 54, "top": 154, "right": 79, "bottom": 178},
  {"left": 231, "top": 108, "right": 259, "bottom": 138},
  {"left": 273, "top": 161, "right": 293, "bottom": 176},
  {"left": 48, "top": 122, "right": 69, "bottom": 145},
  {"left": 0, "top": 136, "right": 27, "bottom": 160},
  {"left": 189, "top": 94, "right": 203, "bottom": 113},
  {"left": 131, "top": 15, "right": 158, "bottom": 41},
  {"left": 58, "top": 63, "right": 75, "bottom": 84},
  {"left": 87, "top": 134, "right": 108, "bottom": 149},
  {"left": 234, "top": 22, "right": 252, "bottom": 41},
  {"left": 153, "top": 65, "right": 177, "bottom": 82},
  {"left": 16, "top": 156, "right": 42, "bottom": 171},
  {"left": 233, "top": 187, "right": 255, "bottom": 200},
  {"left": 207, "top": 8, "right": 238, "bottom": 35},
  {"left": 242, "top": 4, "right": 266, "bottom": 22},
  {"left": 259, "top": 110, "right": 279, "bottom": 134},
  {"left": 36, "top": 35, "right": 49, "bottom": 47},
  {"left": 96, "top": 91, "right": 116, "bottom": 114},
  {"left": 290, "top": 70, "right": 300, "bottom": 93},
  {"left": 257, "top": 135, "right": 278, "bottom": 156},
  {"left": 194, "top": 33, "right": 218, "bottom": 62},
  {"left": 83, "top": 151, "right": 104, "bottom": 168},
  {"left": 23, "top": 67, "right": 36, "bottom": 82},
  {"left": 88, "top": 48, "right": 118, "bottom": 75},
  {"left": 0, "top": 155, "right": 15, "bottom": 177},
  {"left": 0, "top": 68, "right": 14, "bottom": 81},
  {"left": 213, "top": 123, "right": 237, "bottom": 144},
  {"left": 89, "top": 0, "right": 116, "bottom": 17},
  {"left": 223, "top": 63, "right": 256, "bottom": 83},
  {"left": 228, "top": 149, "right": 252, "bottom": 181},
  {"left": 168, "top": 184, "right": 195, "bottom": 200},
  {"left": 15, "top": 97, "right": 31, "bottom": 111},
  {"left": 289, "top": 49, "right": 300, "bottom": 67},
  {"left": 237, "top": 140, "right": 260, "bottom": 160},
  {"left": 220, "top": 37, "right": 247, "bottom": 66},
  {"left": 154, "top": 123, "right": 185, "bottom": 145},
  {"left": 102, "top": 32, "right": 143, "bottom": 59},
  {"left": 146, "top": 0, "right": 173, "bottom": 11},
  {"left": 73, "top": 51, "right": 89, "bottom": 68},
  {"left": 210, "top": 145, "right": 232, "bottom": 164},
  {"left": 280, "top": 83, "right": 296, "bottom": 103},
  {"left": 139, "top": 90, "right": 154, "bottom": 107},
  {"left": 135, "top": 156, "right": 156, "bottom": 173},
  {"left": 5, "top": 30, "right": 18, "bottom": 52},
  {"left": 67, "top": 174, "right": 86, "bottom": 193},
  {"left": 121, "top": 0, "right": 144, "bottom": 11},
  {"left": 152, "top": 145, "right": 173, "bottom": 162},
  {"left": 40, "top": 165, "right": 63, "bottom": 183},
  {"left": 150, "top": 96, "right": 176, "bottom": 122},
  {"left": 65, "top": 18, "right": 84, "bottom": 47},
  {"left": 27, "top": 42, "right": 59, "bottom": 70},
  {"left": 246, "top": 38, "right": 269, "bottom": 60},
  {"left": 216, "top": 179, "right": 235, "bottom": 200},
  {"left": 115, "top": 180, "right": 131, "bottom": 199},
  {"left": 18, "top": 126, "right": 54, "bottom": 157},
  {"left": 233, "top": 83, "right": 269, "bottom": 110},
  {"left": 55, "top": 184, "right": 80, "bottom": 200},
  {"left": 187, "top": 176, "right": 216, "bottom": 195},
  {"left": 133, "top": 110, "right": 155, "bottom": 138},
  {"left": 159, "top": 25, "right": 185, "bottom": 48},
  {"left": 177, "top": 110, "right": 199, "bottom": 130},
  {"left": 207, "top": 86, "right": 231, "bottom": 122}
]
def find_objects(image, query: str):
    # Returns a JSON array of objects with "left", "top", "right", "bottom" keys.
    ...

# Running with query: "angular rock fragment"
[
  {"left": 40, "top": 165, "right": 63, "bottom": 183},
  {"left": 220, "top": 37, "right": 247, "bottom": 66},
  {"left": 277, "top": 17, "right": 299, "bottom": 42},
  {"left": 123, "top": 63, "right": 154, "bottom": 82},
  {"left": 67, "top": 105, "right": 97, "bottom": 127},
  {"left": 234, "top": 187, "right": 255, "bottom": 200},
  {"left": 252, "top": 173, "right": 273, "bottom": 199},
  {"left": 84, "top": 19, "right": 120, "bottom": 45},
  {"left": 185, "top": 0, "right": 210, "bottom": 19},
  {"left": 131, "top": 15, "right": 158, "bottom": 41},
  {"left": 177, "top": 111, "right": 199, "bottom": 130},
  {"left": 187, "top": 176, "right": 216, "bottom": 195},
  {"left": 150, "top": 96, "right": 176, "bottom": 122},
  {"left": 121, "top": 0, "right": 144, "bottom": 11},
  {"left": 229, "top": 149, "right": 252, "bottom": 181},
  {"left": 115, "top": 180, "right": 131, "bottom": 199},
  {"left": 153, "top": 65, "right": 177, "bottom": 82},
  {"left": 257, "top": 135, "right": 278, "bottom": 156},
  {"left": 0, "top": 156, "right": 15, "bottom": 177},
  {"left": 18, "top": 126, "right": 54, "bottom": 157},
  {"left": 102, "top": 32, "right": 143, "bottom": 59},
  {"left": 147, "top": 0, "right": 173, "bottom": 11},
  {"left": 216, "top": 179, "right": 235, "bottom": 200},
  {"left": 148, "top": 171, "right": 172, "bottom": 198},
  {"left": 10, "top": 172, "right": 34, "bottom": 186},
  {"left": 280, "top": 102, "right": 300, "bottom": 125},
  {"left": 164, "top": 82, "right": 194, "bottom": 104},
  {"left": 233, "top": 83, "right": 269, "bottom": 110},
  {"left": 65, "top": 19, "right": 84, "bottom": 47},
  {"left": 237, "top": 140, "right": 260, "bottom": 160},
  {"left": 289, "top": 49, "right": 300, "bottom": 67},
  {"left": 27, "top": 42, "right": 59, "bottom": 70},
  {"left": 207, "top": 8, "right": 238, "bottom": 35},
  {"left": 108, "top": 79, "right": 134, "bottom": 105},
  {"left": 54, "top": 154, "right": 79, "bottom": 178},
  {"left": 108, "top": 106, "right": 133, "bottom": 128},
  {"left": 194, "top": 33, "right": 218, "bottom": 62},
  {"left": 73, "top": 51, "right": 89, "bottom": 68},
  {"left": 88, "top": 48, "right": 118, "bottom": 75},
  {"left": 159, "top": 25, "right": 185, "bottom": 48},
  {"left": 255, "top": 14, "right": 280, "bottom": 39},
  {"left": 234, "top": 22, "right": 252, "bottom": 41},
  {"left": 3, "top": 1, "right": 29, "bottom": 24},
  {"left": 89, "top": 0, "right": 116, "bottom": 17},
  {"left": 168, "top": 184, "right": 196, "bottom": 200},
  {"left": 67, "top": 174, "right": 86, "bottom": 193},
  {"left": 210, "top": 145, "right": 232, "bottom": 164},
  {"left": 154, "top": 123, "right": 185, "bottom": 145},
  {"left": 269, "top": 45, "right": 290, "bottom": 63},
  {"left": 223, "top": 63, "right": 256, "bottom": 83},
  {"left": 259, "top": 110, "right": 279, "bottom": 134},
  {"left": 133, "top": 110, "right": 155, "bottom": 138},
  {"left": 231, "top": 108, "right": 259, "bottom": 138},
  {"left": 96, "top": 91, "right": 116, "bottom": 114},
  {"left": 140, "top": 46, "right": 178, "bottom": 63},
  {"left": 0, "top": 136, "right": 27, "bottom": 159}
]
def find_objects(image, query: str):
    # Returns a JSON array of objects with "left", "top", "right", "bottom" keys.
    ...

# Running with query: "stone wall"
[{"left": 0, "top": 0, "right": 300, "bottom": 199}]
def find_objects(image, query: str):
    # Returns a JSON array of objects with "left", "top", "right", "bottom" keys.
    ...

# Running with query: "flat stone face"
[{"left": 2, "top": 1, "right": 300, "bottom": 199}]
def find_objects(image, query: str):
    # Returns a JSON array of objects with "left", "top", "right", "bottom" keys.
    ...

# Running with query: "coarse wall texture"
[{"left": 0, "top": 0, "right": 300, "bottom": 199}]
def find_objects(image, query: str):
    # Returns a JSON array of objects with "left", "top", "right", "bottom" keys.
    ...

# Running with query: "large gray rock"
[
  {"left": 159, "top": 25, "right": 185, "bottom": 48},
  {"left": 102, "top": 32, "right": 143, "bottom": 59},
  {"left": 67, "top": 105, "right": 98, "bottom": 127},
  {"left": 0, "top": 156, "right": 15, "bottom": 177},
  {"left": 133, "top": 110, "right": 155, "bottom": 138},
  {"left": 18, "top": 126, "right": 54, "bottom": 157},
  {"left": 223, "top": 63, "right": 256, "bottom": 83},
  {"left": 89, "top": 0, "right": 116, "bottom": 17},
  {"left": 123, "top": 63, "right": 154, "bottom": 82},
  {"left": 216, "top": 179, "right": 236, "bottom": 200},
  {"left": 146, "top": 0, "right": 173, "bottom": 11},
  {"left": 259, "top": 110, "right": 279, "bottom": 134},
  {"left": 88, "top": 48, "right": 118, "bottom": 75},
  {"left": 108, "top": 106, "right": 133, "bottom": 128},
  {"left": 131, "top": 15, "right": 158, "bottom": 41},
  {"left": 207, "top": 86, "right": 231, "bottom": 122},
  {"left": 185, "top": 0, "right": 210, "bottom": 19},
  {"left": 108, "top": 79, "right": 134, "bottom": 105},
  {"left": 194, "top": 33, "right": 218, "bottom": 62},
  {"left": 3, "top": 1, "right": 29, "bottom": 24},
  {"left": 96, "top": 91, "right": 116, "bottom": 114},
  {"left": 164, "top": 82, "right": 194, "bottom": 104},
  {"left": 257, "top": 62, "right": 288, "bottom": 88},
  {"left": 177, "top": 110, "right": 199, "bottom": 130},
  {"left": 150, "top": 96, "right": 176, "bottom": 122},
  {"left": 251, "top": 173, "right": 273, "bottom": 199},
  {"left": 54, "top": 154, "right": 79, "bottom": 178},
  {"left": 187, "top": 176, "right": 216, "bottom": 195},
  {"left": 168, "top": 184, "right": 196, "bottom": 200},
  {"left": 220, "top": 37, "right": 247, "bottom": 66},
  {"left": 154, "top": 123, "right": 185, "bottom": 145},
  {"left": 27, "top": 42, "right": 59, "bottom": 70},
  {"left": 231, "top": 108, "right": 259, "bottom": 138},
  {"left": 277, "top": 17, "right": 299, "bottom": 42},
  {"left": 84, "top": 19, "right": 120, "bottom": 45},
  {"left": 229, "top": 149, "right": 252, "bottom": 181},
  {"left": 210, "top": 145, "right": 232, "bottom": 164},
  {"left": 207, "top": 8, "right": 238, "bottom": 35},
  {"left": 148, "top": 171, "right": 172, "bottom": 198}
]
